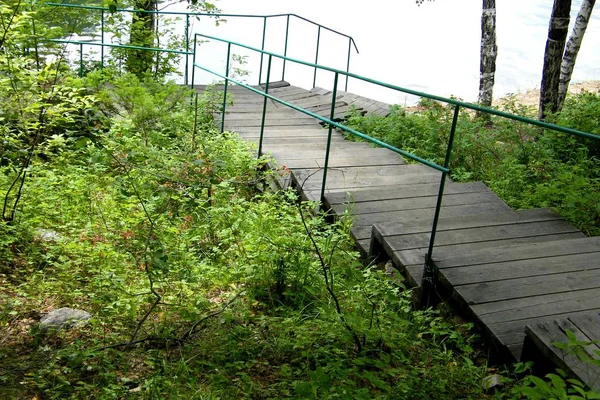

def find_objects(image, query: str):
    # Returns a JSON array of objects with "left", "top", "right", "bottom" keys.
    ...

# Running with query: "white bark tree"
[
  {"left": 557, "top": 0, "right": 596, "bottom": 110},
  {"left": 538, "top": 0, "right": 572, "bottom": 120},
  {"left": 477, "top": 0, "right": 497, "bottom": 114}
]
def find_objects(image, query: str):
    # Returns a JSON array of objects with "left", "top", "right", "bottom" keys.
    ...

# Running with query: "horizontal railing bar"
[
  {"left": 194, "top": 33, "right": 600, "bottom": 142},
  {"left": 48, "top": 39, "right": 194, "bottom": 55},
  {"left": 193, "top": 62, "right": 448, "bottom": 173},
  {"left": 46, "top": 3, "right": 359, "bottom": 53}
]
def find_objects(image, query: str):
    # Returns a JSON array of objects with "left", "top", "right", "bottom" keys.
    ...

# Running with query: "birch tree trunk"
[
  {"left": 538, "top": 0, "right": 571, "bottom": 120},
  {"left": 477, "top": 0, "right": 497, "bottom": 115},
  {"left": 557, "top": 0, "right": 596, "bottom": 110}
]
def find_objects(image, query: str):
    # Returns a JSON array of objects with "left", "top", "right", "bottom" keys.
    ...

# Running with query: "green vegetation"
[
  {"left": 2, "top": 2, "right": 600, "bottom": 399},
  {"left": 1, "top": 58, "right": 492, "bottom": 400},
  {"left": 345, "top": 96, "right": 600, "bottom": 235}
]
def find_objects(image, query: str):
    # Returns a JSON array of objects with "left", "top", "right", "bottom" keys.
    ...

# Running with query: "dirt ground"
[{"left": 493, "top": 80, "right": 600, "bottom": 108}]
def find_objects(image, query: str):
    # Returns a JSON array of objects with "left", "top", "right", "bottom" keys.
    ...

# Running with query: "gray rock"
[
  {"left": 482, "top": 374, "right": 504, "bottom": 391},
  {"left": 40, "top": 308, "right": 91, "bottom": 330},
  {"left": 37, "top": 229, "right": 62, "bottom": 242}
]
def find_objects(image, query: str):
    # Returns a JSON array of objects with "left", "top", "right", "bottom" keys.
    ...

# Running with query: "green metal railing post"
[
  {"left": 345, "top": 38, "right": 351, "bottom": 91},
  {"left": 420, "top": 105, "right": 460, "bottom": 308},
  {"left": 320, "top": 72, "right": 339, "bottom": 204},
  {"left": 258, "top": 54, "right": 272, "bottom": 158},
  {"left": 190, "top": 35, "right": 197, "bottom": 90},
  {"left": 100, "top": 9, "right": 105, "bottom": 69},
  {"left": 184, "top": 14, "right": 190, "bottom": 85},
  {"left": 258, "top": 16, "right": 267, "bottom": 84},
  {"left": 313, "top": 26, "right": 321, "bottom": 88},
  {"left": 281, "top": 15, "right": 290, "bottom": 82},
  {"left": 221, "top": 43, "right": 231, "bottom": 133},
  {"left": 79, "top": 43, "right": 83, "bottom": 77}
]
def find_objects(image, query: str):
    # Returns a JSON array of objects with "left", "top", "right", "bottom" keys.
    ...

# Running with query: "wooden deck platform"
[{"left": 195, "top": 81, "right": 600, "bottom": 366}]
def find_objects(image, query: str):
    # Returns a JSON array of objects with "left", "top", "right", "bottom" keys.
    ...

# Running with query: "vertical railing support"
[
  {"left": 79, "top": 43, "right": 83, "bottom": 77},
  {"left": 281, "top": 15, "right": 290, "bottom": 82},
  {"left": 420, "top": 105, "right": 460, "bottom": 308},
  {"left": 221, "top": 43, "right": 231, "bottom": 133},
  {"left": 320, "top": 72, "right": 339, "bottom": 204},
  {"left": 100, "top": 9, "right": 105, "bottom": 70},
  {"left": 190, "top": 35, "right": 197, "bottom": 90},
  {"left": 184, "top": 14, "right": 190, "bottom": 85},
  {"left": 345, "top": 38, "right": 352, "bottom": 92},
  {"left": 258, "top": 54, "right": 272, "bottom": 158},
  {"left": 313, "top": 26, "right": 321, "bottom": 88},
  {"left": 258, "top": 16, "right": 267, "bottom": 84}
]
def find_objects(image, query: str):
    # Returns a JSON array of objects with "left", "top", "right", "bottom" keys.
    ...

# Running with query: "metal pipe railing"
[
  {"left": 46, "top": 2, "right": 360, "bottom": 88},
  {"left": 194, "top": 33, "right": 600, "bottom": 142}
]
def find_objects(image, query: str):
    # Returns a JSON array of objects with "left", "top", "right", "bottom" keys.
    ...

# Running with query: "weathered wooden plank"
[
  {"left": 445, "top": 252, "right": 600, "bottom": 287},
  {"left": 524, "top": 319, "right": 600, "bottom": 391},
  {"left": 405, "top": 265, "right": 424, "bottom": 288},
  {"left": 395, "top": 232, "right": 584, "bottom": 267},
  {"left": 332, "top": 191, "right": 506, "bottom": 216},
  {"left": 383, "top": 220, "right": 580, "bottom": 253},
  {"left": 352, "top": 202, "right": 508, "bottom": 228},
  {"left": 266, "top": 147, "right": 400, "bottom": 161},
  {"left": 435, "top": 237, "right": 600, "bottom": 269},
  {"left": 232, "top": 125, "right": 329, "bottom": 133},
  {"left": 456, "top": 268, "right": 600, "bottom": 305},
  {"left": 224, "top": 118, "right": 321, "bottom": 127},
  {"left": 238, "top": 131, "right": 329, "bottom": 140},
  {"left": 571, "top": 313, "right": 600, "bottom": 342},
  {"left": 241, "top": 136, "right": 345, "bottom": 145},
  {"left": 272, "top": 91, "right": 321, "bottom": 101},
  {"left": 373, "top": 208, "right": 561, "bottom": 237},
  {"left": 472, "top": 288, "right": 600, "bottom": 338},
  {"left": 282, "top": 157, "right": 405, "bottom": 170},
  {"left": 490, "top": 309, "right": 600, "bottom": 351},
  {"left": 326, "top": 182, "right": 488, "bottom": 205},
  {"left": 259, "top": 81, "right": 290, "bottom": 89},
  {"left": 260, "top": 140, "right": 381, "bottom": 154},
  {"left": 296, "top": 172, "right": 442, "bottom": 192},
  {"left": 310, "top": 87, "right": 330, "bottom": 96},
  {"left": 224, "top": 111, "right": 315, "bottom": 120}
]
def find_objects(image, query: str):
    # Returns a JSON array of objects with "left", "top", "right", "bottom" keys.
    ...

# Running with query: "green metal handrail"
[
  {"left": 193, "top": 33, "right": 600, "bottom": 141},
  {"left": 48, "top": 39, "right": 193, "bottom": 77},
  {"left": 46, "top": 2, "right": 359, "bottom": 90},
  {"left": 191, "top": 33, "right": 600, "bottom": 308}
]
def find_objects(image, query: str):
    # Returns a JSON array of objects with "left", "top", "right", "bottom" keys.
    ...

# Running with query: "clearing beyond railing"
[
  {"left": 46, "top": 2, "right": 359, "bottom": 90},
  {"left": 190, "top": 33, "right": 600, "bottom": 307}
]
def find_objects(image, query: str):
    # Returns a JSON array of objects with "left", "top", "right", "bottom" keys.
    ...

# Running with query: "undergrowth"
[
  {"left": 0, "top": 69, "right": 495, "bottom": 399},
  {"left": 2, "top": 2, "right": 599, "bottom": 398}
]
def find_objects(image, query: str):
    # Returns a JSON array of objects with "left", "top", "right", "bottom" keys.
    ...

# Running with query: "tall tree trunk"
[
  {"left": 126, "top": 0, "right": 156, "bottom": 77},
  {"left": 539, "top": 0, "right": 571, "bottom": 120},
  {"left": 557, "top": 0, "right": 596, "bottom": 110},
  {"left": 477, "top": 0, "right": 497, "bottom": 116}
]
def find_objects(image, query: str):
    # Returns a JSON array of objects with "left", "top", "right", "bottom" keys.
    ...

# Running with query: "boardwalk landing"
[{"left": 196, "top": 82, "right": 600, "bottom": 364}]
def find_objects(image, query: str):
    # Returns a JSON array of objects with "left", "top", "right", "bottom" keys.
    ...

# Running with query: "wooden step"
[{"left": 523, "top": 314, "right": 600, "bottom": 390}]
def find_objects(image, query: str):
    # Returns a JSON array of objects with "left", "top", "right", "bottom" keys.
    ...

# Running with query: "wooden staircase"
[{"left": 195, "top": 81, "right": 600, "bottom": 372}]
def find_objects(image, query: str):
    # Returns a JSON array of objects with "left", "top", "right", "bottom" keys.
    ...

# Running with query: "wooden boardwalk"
[{"left": 197, "top": 81, "right": 600, "bottom": 368}]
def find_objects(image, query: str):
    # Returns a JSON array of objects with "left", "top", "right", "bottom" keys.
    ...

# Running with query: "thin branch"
[
  {"left": 0, "top": 0, "right": 23, "bottom": 49},
  {"left": 180, "top": 289, "right": 245, "bottom": 341},
  {"left": 295, "top": 169, "right": 363, "bottom": 352}
]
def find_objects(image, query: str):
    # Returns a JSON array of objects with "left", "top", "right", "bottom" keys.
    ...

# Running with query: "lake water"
[{"left": 154, "top": 1, "right": 600, "bottom": 104}]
